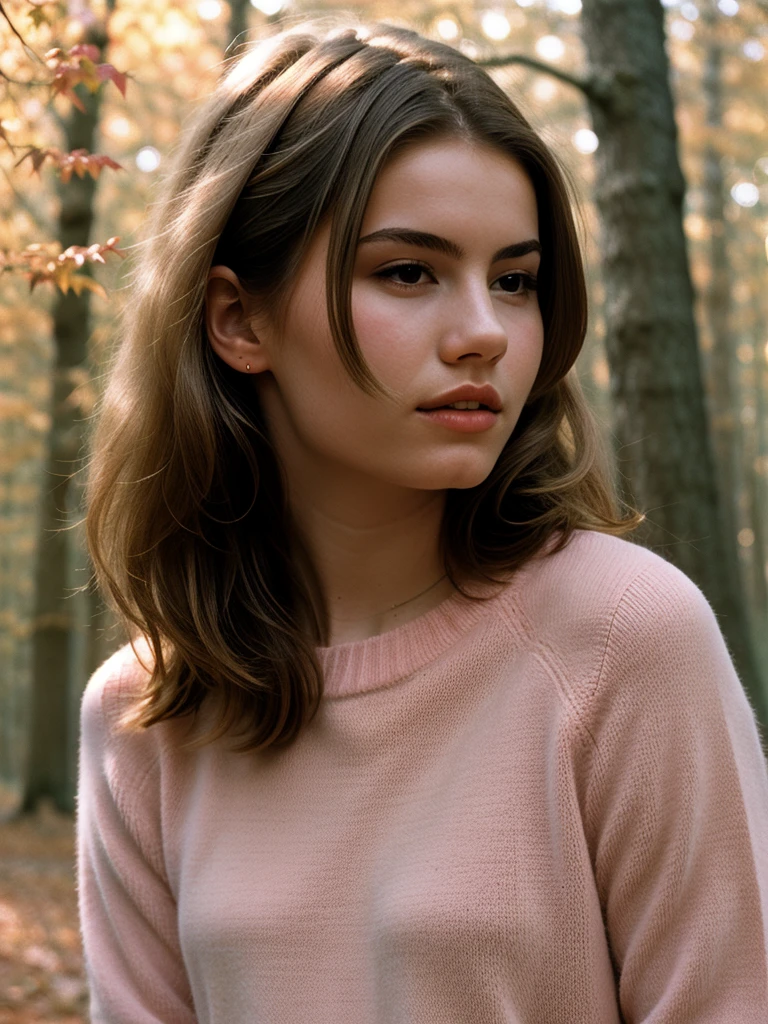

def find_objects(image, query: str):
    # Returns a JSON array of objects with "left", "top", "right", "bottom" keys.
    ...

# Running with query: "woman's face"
[{"left": 246, "top": 136, "right": 544, "bottom": 493}]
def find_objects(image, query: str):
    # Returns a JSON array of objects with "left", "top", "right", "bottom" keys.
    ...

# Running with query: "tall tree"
[
  {"left": 228, "top": 0, "right": 251, "bottom": 55},
  {"left": 22, "top": 0, "right": 118, "bottom": 813},
  {"left": 577, "top": 0, "right": 766, "bottom": 723},
  {"left": 699, "top": 0, "right": 742, "bottom": 594}
]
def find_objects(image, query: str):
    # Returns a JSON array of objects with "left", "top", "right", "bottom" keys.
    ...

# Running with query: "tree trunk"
[
  {"left": 21, "top": 14, "right": 113, "bottom": 814},
  {"left": 227, "top": 0, "right": 251, "bottom": 55},
  {"left": 749, "top": 314, "right": 768, "bottom": 672},
  {"left": 578, "top": 0, "right": 766, "bottom": 725},
  {"left": 700, "top": 4, "right": 742, "bottom": 570}
]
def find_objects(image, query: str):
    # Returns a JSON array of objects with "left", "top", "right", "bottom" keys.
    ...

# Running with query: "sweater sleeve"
[
  {"left": 583, "top": 564, "right": 768, "bottom": 1023},
  {"left": 76, "top": 651, "right": 198, "bottom": 1024}
]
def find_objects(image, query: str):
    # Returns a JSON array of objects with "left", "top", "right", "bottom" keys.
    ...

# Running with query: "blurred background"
[{"left": 0, "top": 0, "right": 766, "bottom": 1018}]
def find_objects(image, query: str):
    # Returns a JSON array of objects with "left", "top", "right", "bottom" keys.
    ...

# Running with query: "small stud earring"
[{"left": 246, "top": 363, "right": 250, "bottom": 371}]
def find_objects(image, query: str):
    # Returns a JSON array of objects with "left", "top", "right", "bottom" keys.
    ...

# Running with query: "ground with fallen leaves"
[{"left": 0, "top": 799, "right": 86, "bottom": 1023}]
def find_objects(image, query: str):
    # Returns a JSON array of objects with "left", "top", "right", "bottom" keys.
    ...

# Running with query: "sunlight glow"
[
  {"left": 105, "top": 115, "right": 132, "bottom": 138},
  {"left": 436, "top": 16, "right": 460, "bottom": 40},
  {"left": 250, "top": 0, "right": 285, "bottom": 14},
  {"left": 535, "top": 35, "right": 565, "bottom": 60},
  {"left": 743, "top": 39, "right": 765, "bottom": 61},
  {"left": 680, "top": 2, "right": 699, "bottom": 20},
  {"left": 669, "top": 19, "right": 694, "bottom": 40},
  {"left": 572, "top": 128, "right": 598, "bottom": 154},
  {"left": 549, "top": 0, "right": 582, "bottom": 12},
  {"left": 136, "top": 147, "right": 161, "bottom": 173},
  {"left": 197, "top": 0, "right": 222, "bottom": 20},
  {"left": 481, "top": 11, "right": 511, "bottom": 40},
  {"left": 731, "top": 182, "right": 759, "bottom": 207}
]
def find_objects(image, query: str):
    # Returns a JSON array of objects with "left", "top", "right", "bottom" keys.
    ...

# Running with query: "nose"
[{"left": 438, "top": 281, "right": 508, "bottom": 365}]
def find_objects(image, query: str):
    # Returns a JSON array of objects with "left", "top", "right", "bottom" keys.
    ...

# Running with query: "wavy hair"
[{"left": 86, "top": 18, "right": 642, "bottom": 753}]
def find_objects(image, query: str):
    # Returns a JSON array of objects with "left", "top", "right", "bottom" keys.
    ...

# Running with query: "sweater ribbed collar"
[{"left": 315, "top": 578, "right": 512, "bottom": 699}]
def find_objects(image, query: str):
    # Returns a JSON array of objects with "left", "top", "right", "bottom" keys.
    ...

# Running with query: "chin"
[{"left": 402, "top": 455, "right": 497, "bottom": 492}]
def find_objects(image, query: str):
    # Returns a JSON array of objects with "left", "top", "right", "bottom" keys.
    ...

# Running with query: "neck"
[
  {"left": 275, "top": 455, "right": 451, "bottom": 644},
  {"left": 257, "top": 379, "right": 456, "bottom": 644},
  {"left": 297, "top": 479, "right": 452, "bottom": 645}
]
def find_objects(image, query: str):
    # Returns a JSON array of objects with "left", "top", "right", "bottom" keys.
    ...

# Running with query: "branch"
[
  {"left": 477, "top": 53, "right": 614, "bottom": 107},
  {"left": 0, "top": 0, "right": 43, "bottom": 62},
  {"left": 0, "top": 166, "right": 51, "bottom": 234},
  {"left": 0, "top": 68, "right": 47, "bottom": 86}
]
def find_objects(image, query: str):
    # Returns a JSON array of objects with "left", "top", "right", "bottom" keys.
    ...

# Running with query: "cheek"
[{"left": 351, "top": 295, "right": 427, "bottom": 391}]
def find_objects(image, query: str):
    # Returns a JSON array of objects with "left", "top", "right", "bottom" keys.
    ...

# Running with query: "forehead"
[{"left": 360, "top": 137, "right": 539, "bottom": 240}]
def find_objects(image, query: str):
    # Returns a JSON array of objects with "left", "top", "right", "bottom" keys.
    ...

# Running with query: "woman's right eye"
[{"left": 376, "top": 263, "right": 434, "bottom": 286}]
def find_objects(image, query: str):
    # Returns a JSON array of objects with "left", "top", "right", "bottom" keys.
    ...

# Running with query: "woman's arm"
[
  {"left": 77, "top": 653, "right": 198, "bottom": 1023},
  {"left": 584, "top": 564, "right": 768, "bottom": 1023}
]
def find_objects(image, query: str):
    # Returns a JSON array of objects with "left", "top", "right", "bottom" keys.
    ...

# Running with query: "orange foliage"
[
  {"left": 0, "top": 237, "right": 125, "bottom": 296},
  {"left": 14, "top": 145, "right": 122, "bottom": 181},
  {"left": 45, "top": 44, "right": 127, "bottom": 112}
]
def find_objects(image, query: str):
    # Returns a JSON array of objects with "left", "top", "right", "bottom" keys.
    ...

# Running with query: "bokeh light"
[
  {"left": 481, "top": 11, "right": 511, "bottom": 40},
  {"left": 731, "top": 182, "right": 759, "bottom": 207},
  {"left": 573, "top": 128, "right": 599, "bottom": 154},
  {"left": 197, "top": 0, "right": 222, "bottom": 19},
  {"left": 717, "top": 0, "right": 739, "bottom": 14},
  {"left": 435, "top": 16, "right": 460, "bottom": 40},
  {"left": 738, "top": 528, "right": 755, "bottom": 548},
  {"left": 669, "top": 19, "right": 694, "bottom": 40},
  {"left": 680, "top": 2, "right": 698, "bottom": 20},
  {"left": 250, "top": 0, "right": 284, "bottom": 14},
  {"left": 743, "top": 39, "right": 765, "bottom": 62},
  {"left": 136, "top": 147, "right": 161, "bottom": 173},
  {"left": 535, "top": 35, "right": 565, "bottom": 60}
]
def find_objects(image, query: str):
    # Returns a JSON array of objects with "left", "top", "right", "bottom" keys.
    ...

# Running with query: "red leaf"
[
  {"left": 68, "top": 44, "right": 100, "bottom": 62},
  {"left": 96, "top": 63, "right": 128, "bottom": 98}
]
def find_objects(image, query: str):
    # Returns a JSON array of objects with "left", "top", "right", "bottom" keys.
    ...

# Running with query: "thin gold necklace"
[{"left": 389, "top": 573, "right": 448, "bottom": 611}]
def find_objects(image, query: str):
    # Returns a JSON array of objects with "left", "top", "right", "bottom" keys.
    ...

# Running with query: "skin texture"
[{"left": 205, "top": 137, "right": 543, "bottom": 643}]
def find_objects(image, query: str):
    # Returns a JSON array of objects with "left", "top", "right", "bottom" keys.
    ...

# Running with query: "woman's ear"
[{"left": 205, "top": 265, "right": 271, "bottom": 374}]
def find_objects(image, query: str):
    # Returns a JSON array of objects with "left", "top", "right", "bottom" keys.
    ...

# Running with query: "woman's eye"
[
  {"left": 377, "top": 263, "right": 432, "bottom": 286},
  {"left": 495, "top": 272, "right": 537, "bottom": 295}
]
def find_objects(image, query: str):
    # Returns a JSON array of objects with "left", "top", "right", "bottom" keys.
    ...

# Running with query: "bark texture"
[
  {"left": 701, "top": 3, "right": 742, "bottom": 578},
  {"left": 578, "top": 0, "right": 766, "bottom": 721}
]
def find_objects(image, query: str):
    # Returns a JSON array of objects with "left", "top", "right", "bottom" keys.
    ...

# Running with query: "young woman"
[{"left": 78, "top": 18, "right": 768, "bottom": 1024}]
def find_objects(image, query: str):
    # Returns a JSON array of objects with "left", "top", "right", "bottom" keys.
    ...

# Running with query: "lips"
[{"left": 417, "top": 383, "right": 502, "bottom": 412}]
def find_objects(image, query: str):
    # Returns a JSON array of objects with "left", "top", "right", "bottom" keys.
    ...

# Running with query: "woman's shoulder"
[
  {"left": 502, "top": 528, "right": 714, "bottom": 677},
  {"left": 80, "top": 637, "right": 155, "bottom": 741},
  {"left": 521, "top": 527, "right": 707, "bottom": 615}
]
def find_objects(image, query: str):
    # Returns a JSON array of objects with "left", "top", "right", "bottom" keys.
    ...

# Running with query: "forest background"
[{"left": 0, "top": 0, "right": 766, "bottom": 1015}]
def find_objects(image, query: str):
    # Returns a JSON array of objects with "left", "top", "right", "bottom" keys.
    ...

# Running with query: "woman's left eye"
[
  {"left": 494, "top": 272, "right": 537, "bottom": 295},
  {"left": 376, "top": 263, "right": 432, "bottom": 286}
]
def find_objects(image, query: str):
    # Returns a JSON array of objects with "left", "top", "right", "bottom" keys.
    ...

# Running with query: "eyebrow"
[{"left": 357, "top": 228, "right": 542, "bottom": 263}]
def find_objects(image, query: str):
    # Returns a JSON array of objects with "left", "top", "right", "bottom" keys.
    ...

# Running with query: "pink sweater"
[{"left": 76, "top": 529, "right": 768, "bottom": 1023}]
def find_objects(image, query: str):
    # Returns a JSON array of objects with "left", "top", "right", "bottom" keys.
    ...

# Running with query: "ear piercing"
[{"left": 246, "top": 363, "right": 250, "bottom": 370}]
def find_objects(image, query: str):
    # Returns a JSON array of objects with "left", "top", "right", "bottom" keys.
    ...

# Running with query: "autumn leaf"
[
  {"left": 26, "top": 0, "right": 65, "bottom": 30},
  {"left": 44, "top": 46, "right": 129, "bottom": 109},
  {"left": 15, "top": 146, "right": 123, "bottom": 180},
  {"left": 2, "top": 238, "right": 125, "bottom": 296},
  {"left": 15, "top": 146, "right": 50, "bottom": 175},
  {"left": 97, "top": 63, "right": 128, "bottom": 98},
  {"left": 68, "top": 275, "right": 107, "bottom": 300}
]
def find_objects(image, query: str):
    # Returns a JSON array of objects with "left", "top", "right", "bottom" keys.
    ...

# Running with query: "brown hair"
[{"left": 86, "top": 18, "right": 642, "bottom": 752}]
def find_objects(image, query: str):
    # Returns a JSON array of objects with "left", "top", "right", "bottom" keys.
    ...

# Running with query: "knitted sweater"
[{"left": 76, "top": 529, "right": 768, "bottom": 1023}]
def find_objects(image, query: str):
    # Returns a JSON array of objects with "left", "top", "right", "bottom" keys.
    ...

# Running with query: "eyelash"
[{"left": 375, "top": 261, "right": 538, "bottom": 295}]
